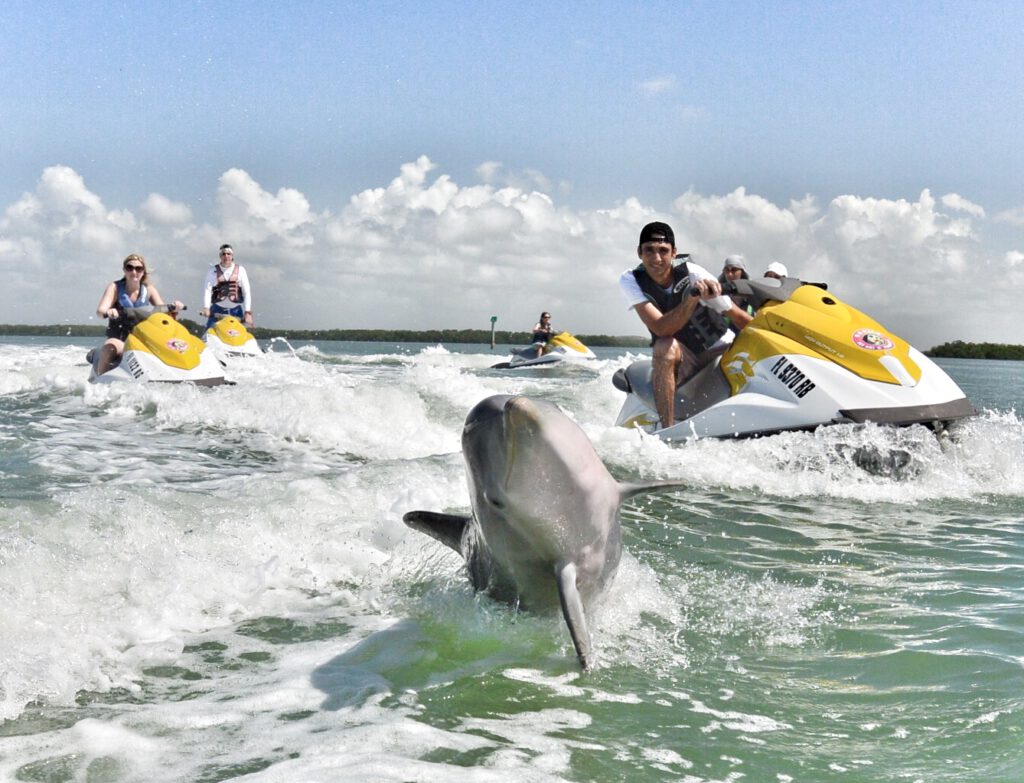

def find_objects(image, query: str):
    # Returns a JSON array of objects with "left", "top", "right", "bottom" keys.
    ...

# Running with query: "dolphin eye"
[{"left": 484, "top": 492, "right": 506, "bottom": 510}]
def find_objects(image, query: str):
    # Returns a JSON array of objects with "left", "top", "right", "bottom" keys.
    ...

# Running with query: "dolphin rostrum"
[{"left": 403, "top": 394, "right": 685, "bottom": 669}]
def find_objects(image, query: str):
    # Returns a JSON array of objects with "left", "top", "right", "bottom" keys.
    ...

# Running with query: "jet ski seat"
[{"left": 613, "top": 358, "right": 732, "bottom": 422}]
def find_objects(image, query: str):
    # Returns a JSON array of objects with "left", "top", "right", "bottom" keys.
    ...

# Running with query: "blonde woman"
[{"left": 93, "top": 254, "right": 182, "bottom": 375}]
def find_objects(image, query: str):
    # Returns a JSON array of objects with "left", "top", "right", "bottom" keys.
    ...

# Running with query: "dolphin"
[{"left": 403, "top": 394, "right": 685, "bottom": 669}]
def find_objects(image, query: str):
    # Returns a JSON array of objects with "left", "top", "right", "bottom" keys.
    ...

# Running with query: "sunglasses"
[{"left": 124, "top": 265, "right": 145, "bottom": 272}]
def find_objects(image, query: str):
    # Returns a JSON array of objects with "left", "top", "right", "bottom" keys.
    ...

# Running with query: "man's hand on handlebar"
[{"left": 689, "top": 278, "right": 723, "bottom": 300}]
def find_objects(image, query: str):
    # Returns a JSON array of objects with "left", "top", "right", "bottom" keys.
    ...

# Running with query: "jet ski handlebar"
[
  {"left": 119, "top": 304, "right": 186, "bottom": 322},
  {"left": 687, "top": 280, "right": 781, "bottom": 296}
]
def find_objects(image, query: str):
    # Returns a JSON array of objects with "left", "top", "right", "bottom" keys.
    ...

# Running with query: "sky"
[{"left": 1, "top": 0, "right": 1023, "bottom": 347}]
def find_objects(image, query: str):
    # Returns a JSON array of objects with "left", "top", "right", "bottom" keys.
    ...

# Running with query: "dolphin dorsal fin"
[{"left": 402, "top": 510, "right": 473, "bottom": 554}]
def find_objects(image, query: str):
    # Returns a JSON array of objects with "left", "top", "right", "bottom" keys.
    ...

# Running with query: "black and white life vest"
[{"left": 632, "top": 262, "right": 728, "bottom": 354}]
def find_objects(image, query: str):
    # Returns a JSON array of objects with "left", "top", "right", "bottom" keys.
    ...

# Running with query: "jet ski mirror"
[{"left": 726, "top": 277, "right": 804, "bottom": 310}]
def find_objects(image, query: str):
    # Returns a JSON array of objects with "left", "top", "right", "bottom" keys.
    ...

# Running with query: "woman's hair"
[{"left": 122, "top": 253, "right": 150, "bottom": 285}]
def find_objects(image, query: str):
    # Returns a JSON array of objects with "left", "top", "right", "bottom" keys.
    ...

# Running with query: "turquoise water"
[{"left": 0, "top": 338, "right": 1022, "bottom": 782}]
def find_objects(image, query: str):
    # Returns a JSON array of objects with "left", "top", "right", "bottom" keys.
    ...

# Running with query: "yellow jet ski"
[
  {"left": 87, "top": 306, "right": 227, "bottom": 385},
  {"left": 612, "top": 277, "right": 975, "bottom": 440},
  {"left": 203, "top": 314, "right": 262, "bottom": 360},
  {"left": 492, "top": 332, "right": 597, "bottom": 369}
]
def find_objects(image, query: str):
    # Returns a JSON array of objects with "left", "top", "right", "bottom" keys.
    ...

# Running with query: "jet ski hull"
[
  {"left": 89, "top": 310, "right": 227, "bottom": 385},
  {"left": 204, "top": 316, "right": 262, "bottom": 360},
  {"left": 493, "top": 332, "right": 596, "bottom": 369}
]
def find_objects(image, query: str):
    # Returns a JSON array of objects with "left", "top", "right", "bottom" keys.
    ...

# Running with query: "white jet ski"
[
  {"left": 87, "top": 306, "right": 227, "bottom": 386},
  {"left": 203, "top": 314, "right": 262, "bottom": 361},
  {"left": 492, "top": 331, "right": 597, "bottom": 369},
  {"left": 612, "top": 277, "right": 976, "bottom": 441}
]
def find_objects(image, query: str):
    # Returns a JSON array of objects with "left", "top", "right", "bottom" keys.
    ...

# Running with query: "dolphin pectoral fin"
[
  {"left": 555, "top": 561, "right": 594, "bottom": 670},
  {"left": 402, "top": 510, "right": 473, "bottom": 554},
  {"left": 618, "top": 480, "right": 688, "bottom": 502}
]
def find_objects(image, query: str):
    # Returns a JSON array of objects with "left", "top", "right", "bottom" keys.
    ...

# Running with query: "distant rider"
[
  {"left": 201, "top": 244, "right": 253, "bottom": 328},
  {"left": 619, "top": 222, "right": 752, "bottom": 429},
  {"left": 531, "top": 312, "right": 554, "bottom": 357},
  {"left": 94, "top": 253, "right": 183, "bottom": 376}
]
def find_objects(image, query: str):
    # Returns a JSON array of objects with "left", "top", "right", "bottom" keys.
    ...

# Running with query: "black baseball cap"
[{"left": 638, "top": 221, "right": 675, "bottom": 247}]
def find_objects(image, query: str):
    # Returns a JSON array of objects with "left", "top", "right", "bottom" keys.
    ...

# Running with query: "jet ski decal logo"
[
  {"left": 226, "top": 328, "right": 241, "bottom": 337},
  {"left": 770, "top": 357, "right": 816, "bottom": 399},
  {"left": 166, "top": 339, "right": 190, "bottom": 354},
  {"left": 852, "top": 329, "right": 894, "bottom": 351},
  {"left": 803, "top": 333, "right": 846, "bottom": 359},
  {"left": 723, "top": 351, "right": 756, "bottom": 389}
]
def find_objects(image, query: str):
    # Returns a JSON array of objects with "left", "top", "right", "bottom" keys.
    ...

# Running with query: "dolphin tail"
[
  {"left": 402, "top": 510, "right": 473, "bottom": 554},
  {"left": 555, "top": 561, "right": 594, "bottom": 670},
  {"left": 618, "top": 480, "right": 688, "bottom": 501}
]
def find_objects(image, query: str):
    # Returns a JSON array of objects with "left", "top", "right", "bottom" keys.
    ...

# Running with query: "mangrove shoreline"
[
  {"left": 0, "top": 322, "right": 649, "bottom": 348},
  {"left": 3, "top": 325, "right": 1022, "bottom": 359}
]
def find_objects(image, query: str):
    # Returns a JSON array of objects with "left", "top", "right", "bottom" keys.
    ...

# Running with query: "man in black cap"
[{"left": 618, "top": 221, "right": 752, "bottom": 429}]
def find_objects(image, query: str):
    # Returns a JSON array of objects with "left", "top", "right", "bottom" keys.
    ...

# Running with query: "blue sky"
[{"left": 2, "top": 0, "right": 1023, "bottom": 345}]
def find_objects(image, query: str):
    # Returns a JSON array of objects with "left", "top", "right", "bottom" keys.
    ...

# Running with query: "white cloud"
[
  {"left": 802, "top": 188, "right": 983, "bottom": 315},
  {"left": 140, "top": 193, "right": 193, "bottom": 226},
  {"left": 994, "top": 206, "right": 1024, "bottom": 226},
  {"left": 0, "top": 160, "right": 1017, "bottom": 347},
  {"left": 638, "top": 76, "right": 676, "bottom": 95},
  {"left": 476, "top": 161, "right": 502, "bottom": 183},
  {"left": 676, "top": 105, "right": 708, "bottom": 122},
  {"left": 0, "top": 166, "right": 130, "bottom": 289},
  {"left": 471, "top": 161, "right": 553, "bottom": 194},
  {"left": 217, "top": 168, "right": 318, "bottom": 243},
  {"left": 35, "top": 165, "right": 105, "bottom": 217},
  {"left": 346, "top": 155, "right": 456, "bottom": 220},
  {"left": 941, "top": 193, "right": 985, "bottom": 218},
  {"left": 673, "top": 187, "right": 802, "bottom": 244}
]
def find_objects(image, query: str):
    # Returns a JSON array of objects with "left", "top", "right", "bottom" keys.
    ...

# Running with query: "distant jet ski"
[
  {"left": 612, "top": 277, "right": 976, "bottom": 441},
  {"left": 87, "top": 306, "right": 227, "bottom": 386},
  {"left": 492, "top": 332, "right": 597, "bottom": 369},
  {"left": 203, "top": 314, "right": 262, "bottom": 360}
]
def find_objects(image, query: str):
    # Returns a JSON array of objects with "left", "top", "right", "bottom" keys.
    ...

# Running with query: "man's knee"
[{"left": 652, "top": 337, "right": 682, "bottom": 364}]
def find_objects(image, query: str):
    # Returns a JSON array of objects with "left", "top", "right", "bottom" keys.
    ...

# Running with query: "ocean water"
[{"left": 1, "top": 338, "right": 1022, "bottom": 782}]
